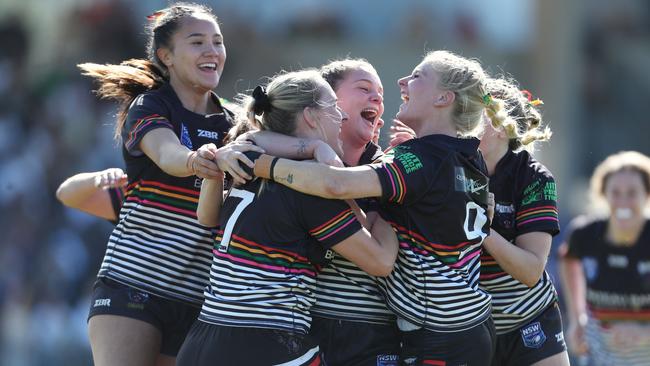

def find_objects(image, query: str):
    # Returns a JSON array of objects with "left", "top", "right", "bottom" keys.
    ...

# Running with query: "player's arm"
[
  {"left": 248, "top": 155, "right": 382, "bottom": 200},
  {"left": 557, "top": 241, "right": 589, "bottom": 354},
  {"left": 140, "top": 129, "right": 221, "bottom": 179},
  {"left": 482, "top": 230, "right": 551, "bottom": 287},
  {"left": 56, "top": 168, "right": 127, "bottom": 221},
  {"left": 239, "top": 130, "right": 342, "bottom": 166},
  {"left": 330, "top": 214, "right": 398, "bottom": 276},
  {"left": 196, "top": 174, "right": 225, "bottom": 227}
]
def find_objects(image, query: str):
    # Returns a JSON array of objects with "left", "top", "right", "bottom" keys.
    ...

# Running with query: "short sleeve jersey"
[
  {"left": 566, "top": 217, "right": 650, "bottom": 322},
  {"left": 310, "top": 143, "right": 396, "bottom": 324},
  {"left": 371, "top": 134, "right": 492, "bottom": 332},
  {"left": 478, "top": 149, "right": 561, "bottom": 334},
  {"left": 199, "top": 178, "right": 362, "bottom": 334},
  {"left": 99, "top": 83, "right": 234, "bottom": 305}
]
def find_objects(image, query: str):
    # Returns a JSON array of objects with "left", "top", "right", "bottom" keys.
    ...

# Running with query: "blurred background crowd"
[{"left": 0, "top": 0, "right": 648, "bottom": 364}]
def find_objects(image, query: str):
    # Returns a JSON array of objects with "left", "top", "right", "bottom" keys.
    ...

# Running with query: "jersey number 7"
[{"left": 217, "top": 188, "right": 255, "bottom": 253}]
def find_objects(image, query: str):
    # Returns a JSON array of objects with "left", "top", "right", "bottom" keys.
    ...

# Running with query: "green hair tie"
[{"left": 482, "top": 93, "right": 493, "bottom": 106}]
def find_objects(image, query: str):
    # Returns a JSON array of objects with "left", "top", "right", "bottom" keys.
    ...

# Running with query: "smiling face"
[
  {"left": 160, "top": 15, "right": 226, "bottom": 92},
  {"left": 396, "top": 60, "right": 445, "bottom": 132},
  {"left": 604, "top": 169, "right": 649, "bottom": 223},
  {"left": 313, "top": 83, "right": 347, "bottom": 156},
  {"left": 335, "top": 67, "right": 384, "bottom": 146}
]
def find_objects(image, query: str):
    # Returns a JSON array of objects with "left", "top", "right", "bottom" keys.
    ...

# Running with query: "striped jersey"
[
  {"left": 311, "top": 141, "right": 396, "bottom": 324},
  {"left": 479, "top": 149, "right": 560, "bottom": 334},
  {"left": 199, "top": 179, "right": 362, "bottom": 334},
  {"left": 371, "top": 135, "right": 492, "bottom": 332},
  {"left": 566, "top": 217, "right": 650, "bottom": 364},
  {"left": 98, "top": 83, "right": 233, "bottom": 305}
]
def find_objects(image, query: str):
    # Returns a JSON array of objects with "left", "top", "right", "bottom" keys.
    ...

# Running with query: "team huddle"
[{"left": 53, "top": 3, "right": 650, "bottom": 366}]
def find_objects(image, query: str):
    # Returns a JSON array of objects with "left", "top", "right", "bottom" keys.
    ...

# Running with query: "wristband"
[
  {"left": 269, "top": 157, "right": 280, "bottom": 181},
  {"left": 252, "top": 154, "right": 276, "bottom": 179},
  {"left": 186, "top": 151, "right": 197, "bottom": 174}
]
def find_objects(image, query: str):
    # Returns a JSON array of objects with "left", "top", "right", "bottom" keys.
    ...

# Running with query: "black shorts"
[
  {"left": 309, "top": 316, "right": 400, "bottom": 366},
  {"left": 177, "top": 320, "right": 322, "bottom": 366},
  {"left": 491, "top": 302, "right": 567, "bottom": 366},
  {"left": 87, "top": 277, "right": 199, "bottom": 356},
  {"left": 400, "top": 317, "right": 496, "bottom": 366}
]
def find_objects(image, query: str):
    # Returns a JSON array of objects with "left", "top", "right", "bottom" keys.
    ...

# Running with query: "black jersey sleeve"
[
  {"left": 121, "top": 93, "right": 174, "bottom": 155},
  {"left": 107, "top": 186, "right": 125, "bottom": 224},
  {"left": 564, "top": 216, "right": 593, "bottom": 258},
  {"left": 298, "top": 195, "right": 362, "bottom": 249},
  {"left": 515, "top": 169, "right": 560, "bottom": 237},
  {"left": 370, "top": 146, "right": 434, "bottom": 205}
]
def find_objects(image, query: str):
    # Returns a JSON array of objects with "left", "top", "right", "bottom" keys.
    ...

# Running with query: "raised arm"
[
  {"left": 196, "top": 175, "right": 224, "bottom": 227},
  {"left": 240, "top": 130, "right": 343, "bottom": 167},
  {"left": 140, "top": 129, "right": 221, "bottom": 179},
  {"left": 56, "top": 168, "right": 127, "bottom": 221},
  {"left": 249, "top": 155, "right": 383, "bottom": 200}
]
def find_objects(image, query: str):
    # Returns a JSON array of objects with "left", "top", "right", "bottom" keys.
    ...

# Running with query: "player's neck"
[
  {"left": 607, "top": 216, "right": 645, "bottom": 246},
  {"left": 481, "top": 143, "right": 508, "bottom": 176},
  {"left": 170, "top": 76, "right": 214, "bottom": 115},
  {"left": 341, "top": 139, "right": 367, "bottom": 167}
]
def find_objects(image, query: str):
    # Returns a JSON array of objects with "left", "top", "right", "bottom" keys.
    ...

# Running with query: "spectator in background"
[{"left": 559, "top": 151, "right": 650, "bottom": 365}]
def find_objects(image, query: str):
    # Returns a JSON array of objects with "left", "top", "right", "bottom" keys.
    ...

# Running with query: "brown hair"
[
  {"left": 320, "top": 58, "right": 377, "bottom": 91},
  {"left": 78, "top": 3, "right": 218, "bottom": 140},
  {"left": 590, "top": 151, "right": 650, "bottom": 207}
]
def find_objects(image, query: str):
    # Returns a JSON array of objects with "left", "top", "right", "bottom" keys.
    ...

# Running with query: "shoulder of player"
[
  {"left": 129, "top": 86, "right": 174, "bottom": 115},
  {"left": 567, "top": 215, "right": 605, "bottom": 239}
]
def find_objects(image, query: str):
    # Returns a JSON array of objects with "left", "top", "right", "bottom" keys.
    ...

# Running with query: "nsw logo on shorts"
[
  {"left": 377, "top": 354, "right": 399, "bottom": 366},
  {"left": 521, "top": 321, "right": 546, "bottom": 349}
]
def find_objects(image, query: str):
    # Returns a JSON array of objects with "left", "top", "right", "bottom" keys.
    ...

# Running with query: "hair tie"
[
  {"left": 521, "top": 89, "right": 544, "bottom": 107},
  {"left": 146, "top": 10, "right": 164, "bottom": 21},
  {"left": 252, "top": 85, "right": 272, "bottom": 116},
  {"left": 482, "top": 93, "right": 493, "bottom": 106}
]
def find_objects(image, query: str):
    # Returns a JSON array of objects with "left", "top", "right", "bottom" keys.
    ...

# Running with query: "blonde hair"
[
  {"left": 589, "top": 151, "right": 650, "bottom": 209},
  {"left": 239, "top": 69, "right": 331, "bottom": 136},
  {"left": 486, "top": 76, "right": 552, "bottom": 151},
  {"left": 422, "top": 50, "right": 506, "bottom": 138}
]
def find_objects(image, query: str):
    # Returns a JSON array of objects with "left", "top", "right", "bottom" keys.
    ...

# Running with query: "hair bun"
[{"left": 252, "top": 85, "right": 272, "bottom": 116}]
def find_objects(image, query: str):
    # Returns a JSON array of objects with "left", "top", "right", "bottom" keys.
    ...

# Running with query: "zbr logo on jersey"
[
  {"left": 180, "top": 123, "right": 193, "bottom": 149},
  {"left": 198, "top": 129, "right": 220, "bottom": 140}
]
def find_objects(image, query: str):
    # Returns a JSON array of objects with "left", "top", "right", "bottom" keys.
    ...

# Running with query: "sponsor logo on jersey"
[
  {"left": 521, "top": 321, "right": 546, "bottom": 349},
  {"left": 607, "top": 254, "right": 629, "bottom": 268},
  {"left": 94, "top": 298, "right": 111, "bottom": 307},
  {"left": 639, "top": 261, "right": 650, "bottom": 275},
  {"left": 194, "top": 178, "right": 203, "bottom": 188},
  {"left": 496, "top": 203, "right": 514, "bottom": 214},
  {"left": 198, "top": 129, "right": 220, "bottom": 140},
  {"left": 395, "top": 151, "right": 423, "bottom": 174},
  {"left": 522, "top": 180, "right": 542, "bottom": 205},
  {"left": 583, "top": 257, "right": 598, "bottom": 282},
  {"left": 324, "top": 250, "right": 335, "bottom": 260},
  {"left": 455, "top": 167, "right": 488, "bottom": 194},
  {"left": 180, "top": 123, "right": 193, "bottom": 149}
]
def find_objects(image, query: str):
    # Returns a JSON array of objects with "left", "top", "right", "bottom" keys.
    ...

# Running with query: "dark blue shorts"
[
  {"left": 309, "top": 316, "right": 400, "bottom": 366},
  {"left": 492, "top": 302, "right": 567, "bottom": 366},
  {"left": 177, "top": 321, "right": 322, "bottom": 366},
  {"left": 400, "top": 317, "right": 496, "bottom": 366},
  {"left": 87, "top": 277, "right": 199, "bottom": 356}
]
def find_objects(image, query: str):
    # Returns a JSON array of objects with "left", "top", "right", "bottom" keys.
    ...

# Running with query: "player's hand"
[
  {"left": 372, "top": 118, "right": 385, "bottom": 145},
  {"left": 214, "top": 141, "right": 265, "bottom": 185},
  {"left": 94, "top": 168, "right": 128, "bottom": 188},
  {"left": 313, "top": 141, "right": 344, "bottom": 168},
  {"left": 389, "top": 119, "right": 416, "bottom": 146},
  {"left": 487, "top": 192, "right": 495, "bottom": 223},
  {"left": 566, "top": 321, "right": 588, "bottom": 356},
  {"left": 191, "top": 143, "right": 222, "bottom": 179}
]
